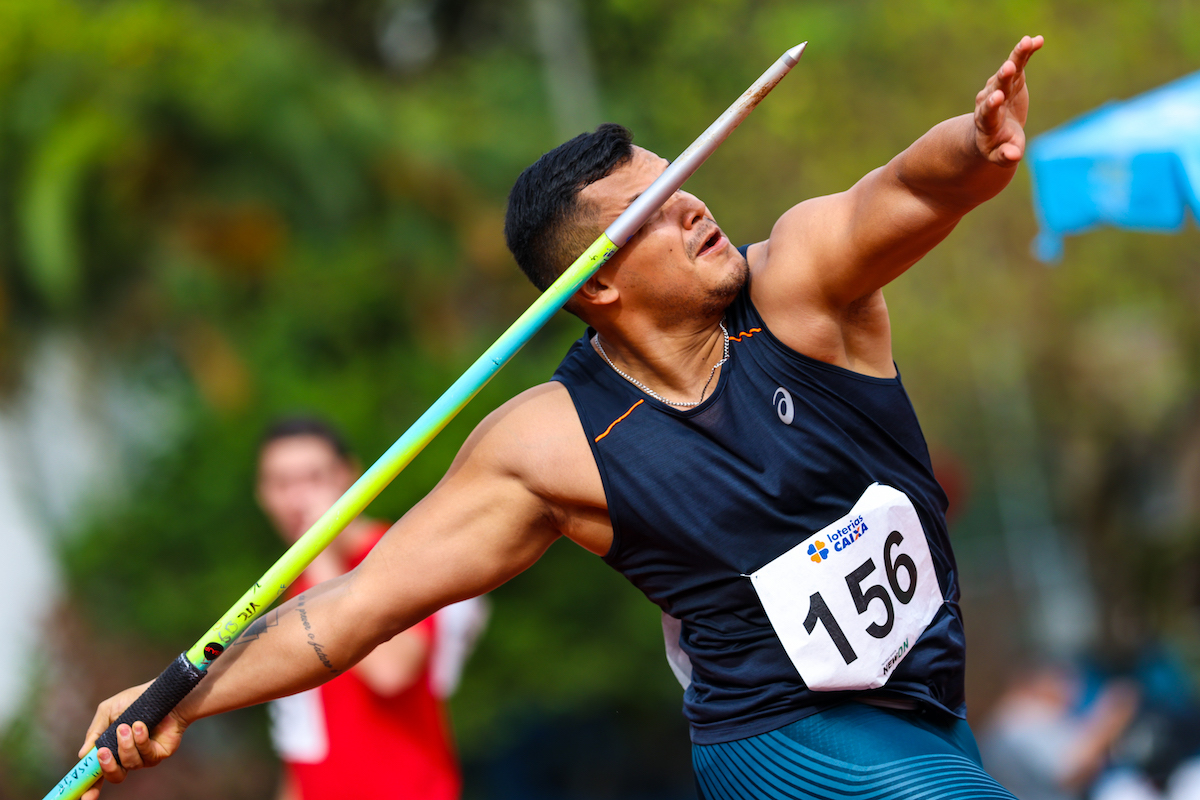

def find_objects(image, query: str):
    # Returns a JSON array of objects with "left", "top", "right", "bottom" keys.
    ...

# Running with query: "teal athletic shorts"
[{"left": 692, "top": 702, "right": 1016, "bottom": 800}]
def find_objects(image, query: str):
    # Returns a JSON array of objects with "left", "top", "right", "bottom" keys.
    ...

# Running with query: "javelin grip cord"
[
  {"left": 44, "top": 41, "right": 805, "bottom": 800},
  {"left": 94, "top": 655, "right": 205, "bottom": 766}
]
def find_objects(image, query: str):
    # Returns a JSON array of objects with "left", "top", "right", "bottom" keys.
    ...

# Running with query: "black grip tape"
[{"left": 95, "top": 654, "right": 205, "bottom": 768}]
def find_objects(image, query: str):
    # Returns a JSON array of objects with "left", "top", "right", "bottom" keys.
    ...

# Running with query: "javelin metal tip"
[{"left": 784, "top": 42, "right": 807, "bottom": 65}]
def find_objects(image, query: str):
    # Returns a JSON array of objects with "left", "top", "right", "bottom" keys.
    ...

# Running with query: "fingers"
[
  {"left": 121, "top": 722, "right": 151, "bottom": 769},
  {"left": 995, "top": 35, "right": 1044, "bottom": 98},
  {"left": 994, "top": 59, "right": 1018, "bottom": 99},
  {"left": 79, "top": 682, "right": 150, "bottom": 758},
  {"left": 974, "top": 34, "right": 1043, "bottom": 151},
  {"left": 975, "top": 64, "right": 1012, "bottom": 122},
  {"left": 76, "top": 681, "right": 177, "bottom": 798},
  {"left": 995, "top": 137, "right": 1025, "bottom": 166},
  {"left": 83, "top": 720, "right": 160, "bottom": 786},
  {"left": 91, "top": 720, "right": 159, "bottom": 782},
  {"left": 976, "top": 88, "right": 1006, "bottom": 135},
  {"left": 979, "top": 35, "right": 1043, "bottom": 108},
  {"left": 1009, "top": 34, "right": 1044, "bottom": 74},
  {"left": 96, "top": 743, "right": 128, "bottom": 783}
]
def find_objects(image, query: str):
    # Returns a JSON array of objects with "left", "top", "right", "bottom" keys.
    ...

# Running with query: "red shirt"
[{"left": 270, "top": 525, "right": 460, "bottom": 800}]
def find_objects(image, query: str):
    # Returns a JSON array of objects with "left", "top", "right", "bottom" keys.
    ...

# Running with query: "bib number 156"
[
  {"left": 803, "top": 530, "right": 917, "bottom": 665},
  {"left": 750, "top": 484, "right": 944, "bottom": 691}
]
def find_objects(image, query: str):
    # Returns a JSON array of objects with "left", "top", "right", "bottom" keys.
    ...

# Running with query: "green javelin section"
[{"left": 185, "top": 232, "right": 620, "bottom": 668}]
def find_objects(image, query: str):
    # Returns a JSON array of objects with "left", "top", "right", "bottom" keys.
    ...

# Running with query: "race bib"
[{"left": 749, "top": 483, "right": 943, "bottom": 691}]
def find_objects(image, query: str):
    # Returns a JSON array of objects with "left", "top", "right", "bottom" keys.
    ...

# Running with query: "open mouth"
[{"left": 696, "top": 228, "right": 725, "bottom": 258}]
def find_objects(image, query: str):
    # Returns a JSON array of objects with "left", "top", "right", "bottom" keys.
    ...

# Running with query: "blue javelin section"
[
  {"left": 692, "top": 703, "right": 1017, "bottom": 800},
  {"left": 1028, "top": 69, "right": 1200, "bottom": 261}
]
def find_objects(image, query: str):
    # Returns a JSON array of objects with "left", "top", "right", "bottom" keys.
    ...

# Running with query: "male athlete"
[{"left": 82, "top": 35, "right": 1044, "bottom": 799}]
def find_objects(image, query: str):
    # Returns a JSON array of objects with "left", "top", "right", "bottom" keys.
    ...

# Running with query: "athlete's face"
[
  {"left": 256, "top": 435, "right": 356, "bottom": 543},
  {"left": 579, "top": 146, "right": 747, "bottom": 323}
]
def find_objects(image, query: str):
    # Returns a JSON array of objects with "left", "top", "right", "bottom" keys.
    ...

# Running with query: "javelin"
[{"left": 47, "top": 41, "right": 806, "bottom": 800}]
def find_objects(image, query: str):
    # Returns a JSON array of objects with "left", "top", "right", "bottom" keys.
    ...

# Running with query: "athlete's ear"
[{"left": 574, "top": 265, "right": 619, "bottom": 308}]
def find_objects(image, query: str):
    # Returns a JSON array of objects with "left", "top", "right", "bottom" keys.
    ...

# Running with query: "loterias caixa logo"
[
  {"left": 807, "top": 515, "right": 868, "bottom": 565},
  {"left": 807, "top": 539, "right": 829, "bottom": 563}
]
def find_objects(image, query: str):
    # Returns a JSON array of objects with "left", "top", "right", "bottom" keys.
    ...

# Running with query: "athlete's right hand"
[{"left": 78, "top": 681, "right": 190, "bottom": 800}]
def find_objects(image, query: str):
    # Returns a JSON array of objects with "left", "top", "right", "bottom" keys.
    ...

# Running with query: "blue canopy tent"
[{"left": 1028, "top": 70, "right": 1200, "bottom": 261}]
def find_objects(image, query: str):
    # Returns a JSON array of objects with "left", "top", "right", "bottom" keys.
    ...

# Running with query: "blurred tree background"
[{"left": 1, "top": 0, "right": 1198, "bottom": 798}]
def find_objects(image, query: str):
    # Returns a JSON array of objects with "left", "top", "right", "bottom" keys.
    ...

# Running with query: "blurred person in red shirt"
[{"left": 256, "top": 417, "right": 486, "bottom": 800}]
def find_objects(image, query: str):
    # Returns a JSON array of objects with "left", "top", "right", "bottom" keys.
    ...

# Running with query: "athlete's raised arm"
[
  {"left": 750, "top": 35, "right": 1043, "bottom": 359},
  {"left": 79, "top": 382, "right": 604, "bottom": 799}
]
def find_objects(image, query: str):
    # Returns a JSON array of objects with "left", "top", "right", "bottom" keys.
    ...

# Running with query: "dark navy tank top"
[{"left": 551, "top": 275, "right": 966, "bottom": 745}]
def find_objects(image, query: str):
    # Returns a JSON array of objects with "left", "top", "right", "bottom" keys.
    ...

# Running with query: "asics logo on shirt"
[{"left": 773, "top": 387, "right": 794, "bottom": 425}]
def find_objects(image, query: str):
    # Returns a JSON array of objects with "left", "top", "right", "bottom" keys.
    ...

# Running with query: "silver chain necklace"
[{"left": 593, "top": 323, "right": 729, "bottom": 408}]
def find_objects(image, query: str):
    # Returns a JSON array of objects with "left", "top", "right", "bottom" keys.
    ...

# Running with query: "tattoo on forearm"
[
  {"left": 297, "top": 593, "right": 341, "bottom": 675},
  {"left": 233, "top": 608, "right": 279, "bottom": 645}
]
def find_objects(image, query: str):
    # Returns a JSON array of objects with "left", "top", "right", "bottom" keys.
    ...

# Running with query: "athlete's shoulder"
[
  {"left": 745, "top": 233, "right": 894, "bottom": 377},
  {"left": 464, "top": 383, "right": 594, "bottom": 491},
  {"left": 481, "top": 381, "right": 580, "bottom": 443}
]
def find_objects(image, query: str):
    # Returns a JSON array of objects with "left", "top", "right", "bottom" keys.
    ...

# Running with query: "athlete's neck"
[{"left": 591, "top": 318, "right": 728, "bottom": 405}]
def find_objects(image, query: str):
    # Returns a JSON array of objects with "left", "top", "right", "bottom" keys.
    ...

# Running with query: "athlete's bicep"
[{"left": 760, "top": 168, "right": 958, "bottom": 310}]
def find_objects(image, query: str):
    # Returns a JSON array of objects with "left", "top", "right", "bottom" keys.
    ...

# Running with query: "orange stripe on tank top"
[
  {"left": 594, "top": 399, "right": 645, "bottom": 443},
  {"left": 729, "top": 327, "right": 761, "bottom": 342}
]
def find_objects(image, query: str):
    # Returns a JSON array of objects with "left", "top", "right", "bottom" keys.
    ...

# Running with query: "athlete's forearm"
[
  {"left": 169, "top": 414, "right": 562, "bottom": 721},
  {"left": 789, "top": 113, "right": 1017, "bottom": 306},
  {"left": 890, "top": 114, "right": 1017, "bottom": 213},
  {"left": 173, "top": 573, "right": 395, "bottom": 722}
]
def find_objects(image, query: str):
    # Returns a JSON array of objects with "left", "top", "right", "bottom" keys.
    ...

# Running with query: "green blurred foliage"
[{"left": 1, "top": 0, "right": 1199, "bottom": 795}]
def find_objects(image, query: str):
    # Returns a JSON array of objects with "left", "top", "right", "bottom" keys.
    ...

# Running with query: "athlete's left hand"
[{"left": 974, "top": 35, "right": 1044, "bottom": 167}]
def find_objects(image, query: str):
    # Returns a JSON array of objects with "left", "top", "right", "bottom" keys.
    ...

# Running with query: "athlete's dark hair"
[
  {"left": 259, "top": 416, "right": 351, "bottom": 461},
  {"left": 504, "top": 123, "right": 634, "bottom": 292}
]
